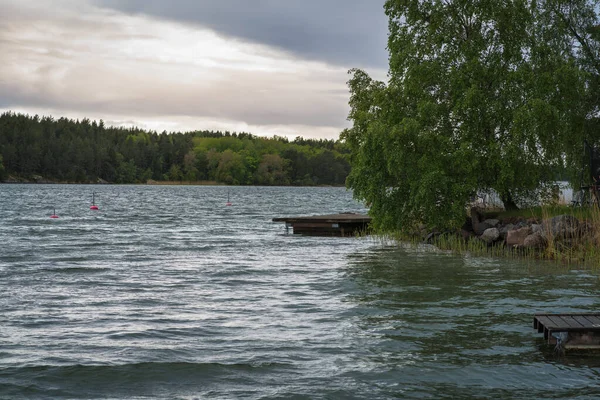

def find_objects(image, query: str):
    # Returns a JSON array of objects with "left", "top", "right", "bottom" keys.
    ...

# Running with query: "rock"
[
  {"left": 531, "top": 224, "right": 543, "bottom": 234},
  {"left": 506, "top": 227, "right": 532, "bottom": 247},
  {"left": 556, "top": 238, "right": 578, "bottom": 251},
  {"left": 461, "top": 218, "right": 473, "bottom": 234},
  {"left": 578, "top": 221, "right": 595, "bottom": 237},
  {"left": 471, "top": 207, "right": 483, "bottom": 228},
  {"left": 480, "top": 228, "right": 500, "bottom": 244},
  {"left": 523, "top": 232, "right": 547, "bottom": 249},
  {"left": 425, "top": 231, "right": 441, "bottom": 243},
  {"left": 499, "top": 223, "right": 514, "bottom": 240},
  {"left": 483, "top": 219, "right": 500, "bottom": 227},
  {"left": 542, "top": 215, "right": 580, "bottom": 240},
  {"left": 474, "top": 222, "right": 491, "bottom": 236}
]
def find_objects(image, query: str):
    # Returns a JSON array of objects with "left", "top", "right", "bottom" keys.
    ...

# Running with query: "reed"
[
  {"left": 491, "top": 205, "right": 595, "bottom": 221},
  {"left": 376, "top": 204, "right": 600, "bottom": 268}
]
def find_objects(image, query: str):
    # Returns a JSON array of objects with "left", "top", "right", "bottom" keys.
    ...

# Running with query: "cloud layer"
[
  {"left": 0, "top": 0, "right": 388, "bottom": 139},
  {"left": 96, "top": 0, "right": 389, "bottom": 68}
]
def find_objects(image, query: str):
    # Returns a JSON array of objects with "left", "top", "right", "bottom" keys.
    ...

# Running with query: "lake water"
[{"left": 1, "top": 184, "right": 600, "bottom": 399}]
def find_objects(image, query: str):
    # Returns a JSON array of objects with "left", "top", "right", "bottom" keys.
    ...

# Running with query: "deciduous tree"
[{"left": 343, "top": 0, "right": 598, "bottom": 231}]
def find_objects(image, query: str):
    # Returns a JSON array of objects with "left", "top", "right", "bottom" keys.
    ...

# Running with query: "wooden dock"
[
  {"left": 533, "top": 314, "right": 600, "bottom": 350},
  {"left": 272, "top": 213, "right": 371, "bottom": 236}
]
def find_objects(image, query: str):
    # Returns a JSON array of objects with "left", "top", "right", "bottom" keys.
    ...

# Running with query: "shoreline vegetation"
[
  {"left": 394, "top": 204, "right": 600, "bottom": 268},
  {"left": 0, "top": 175, "right": 345, "bottom": 187}
]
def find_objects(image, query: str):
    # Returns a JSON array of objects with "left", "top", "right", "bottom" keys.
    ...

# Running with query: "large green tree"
[{"left": 343, "top": 0, "right": 598, "bottom": 231}]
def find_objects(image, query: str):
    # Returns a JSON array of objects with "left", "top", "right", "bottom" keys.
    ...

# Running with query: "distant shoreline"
[{"left": 0, "top": 176, "right": 345, "bottom": 188}]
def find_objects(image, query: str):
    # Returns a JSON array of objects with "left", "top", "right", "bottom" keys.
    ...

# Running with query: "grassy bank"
[
  {"left": 484, "top": 205, "right": 597, "bottom": 223},
  {"left": 394, "top": 205, "right": 600, "bottom": 268}
]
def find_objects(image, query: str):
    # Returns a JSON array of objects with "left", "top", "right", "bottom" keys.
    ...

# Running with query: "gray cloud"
[
  {"left": 0, "top": 0, "right": 385, "bottom": 138},
  {"left": 95, "top": 0, "right": 389, "bottom": 68},
  {"left": 0, "top": 34, "right": 350, "bottom": 128}
]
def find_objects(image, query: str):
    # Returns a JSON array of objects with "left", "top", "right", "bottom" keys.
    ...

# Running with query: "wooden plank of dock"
[
  {"left": 272, "top": 213, "right": 371, "bottom": 236},
  {"left": 533, "top": 313, "right": 600, "bottom": 349}
]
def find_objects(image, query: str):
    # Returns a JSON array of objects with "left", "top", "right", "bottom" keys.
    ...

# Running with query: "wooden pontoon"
[
  {"left": 272, "top": 213, "right": 371, "bottom": 236},
  {"left": 533, "top": 313, "right": 600, "bottom": 350}
]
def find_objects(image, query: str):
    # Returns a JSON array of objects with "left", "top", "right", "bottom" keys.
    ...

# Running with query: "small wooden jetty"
[
  {"left": 272, "top": 213, "right": 371, "bottom": 236},
  {"left": 533, "top": 314, "right": 600, "bottom": 350}
]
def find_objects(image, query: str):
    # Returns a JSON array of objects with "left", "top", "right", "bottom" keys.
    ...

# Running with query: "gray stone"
[
  {"left": 542, "top": 215, "right": 580, "bottom": 240},
  {"left": 506, "top": 227, "right": 532, "bottom": 247},
  {"left": 579, "top": 221, "right": 594, "bottom": 237},
  {"left": 499, "top": 223, "right": 515, "bottom": 240},
  {"left": 531, "top": 224, "right": 543, "bottom": 234},
  {"left": 483, "top": 219, "right": 500, "bottom": 227},
  {"left": 471, "top": 207, "right": 483, "bottom": 228},
  {"left": 474, "top": 222, "right": 491, "bottom": 236},
  {"left": 523, "top": 232, "right": 547, "bottom": 249},
  {"left": 480, "top": 228, "right": 500, "bottom": 244}
]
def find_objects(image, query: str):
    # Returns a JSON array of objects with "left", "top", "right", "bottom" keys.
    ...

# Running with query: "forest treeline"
[{"left": 0, "top": 112, "right": 350, "bottom": 185}]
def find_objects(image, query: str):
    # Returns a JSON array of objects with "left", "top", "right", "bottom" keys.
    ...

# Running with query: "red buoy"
[
  {"left": 90, "top": 192, "right": 99, "bottom": 210},
  {"left": 226, "top": 202, "right": 232, "bottom": 206},
  {"left": 50, "top": 208, "right": 59, "bottom": 218}
]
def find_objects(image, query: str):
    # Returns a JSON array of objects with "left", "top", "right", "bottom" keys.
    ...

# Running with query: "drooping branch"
[{"left": 552, "top": 3, "right": 600, "bottom": 75}]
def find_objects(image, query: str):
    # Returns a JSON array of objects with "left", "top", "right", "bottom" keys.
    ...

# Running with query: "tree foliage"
[
  {"left": 0, "top": 112, "right": 350, "bottom": 186},
  {"left": 343, "top": 0, "right": 599, "bottom": 231}
]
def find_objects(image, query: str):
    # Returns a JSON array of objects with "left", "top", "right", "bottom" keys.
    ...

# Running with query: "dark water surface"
[{"left": 1, "top": 184, "right": 600, "bottom": 399}]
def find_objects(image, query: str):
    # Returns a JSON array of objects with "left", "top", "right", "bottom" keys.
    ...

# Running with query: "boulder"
[
  {"left": 474, "top": 222, "right": 491, "bottom": 236},
  {"left": 531, "top": 224, "right": 543, "bottom": 234},
  {"left": 542, "top": 215, "right": 580, "bottom": 240},
  {"left": 483, "top": 219, "right": 500, "bottom": 227},
  {"left": 578, "top": 220, "right": 595, "bottom": 238},
  {"left": 480, "top": 228, "right": 500, "bottom": 244},
  {"left": 499, "top": 224, "right": 515, "bottom": 240},
  {"left": 506, "top": 227, "right": 532, "bottom": 247},
  {"left": 523, "top": 232, "right": 547, "bottom": 249},
  {"left": 471, "top": 207, "right": 483, "bottom": 228},
  {"left": 461, "top": 218, "right": 473, "bottom": 234}
]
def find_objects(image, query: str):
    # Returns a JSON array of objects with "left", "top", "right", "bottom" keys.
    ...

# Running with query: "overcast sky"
[{"left": 0, "top": 0, "right": 388, "bottom": 139}]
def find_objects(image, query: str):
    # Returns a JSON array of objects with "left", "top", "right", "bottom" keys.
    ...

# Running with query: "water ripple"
[{"left": 1, "top": 185, "right": 600, "bottom": 398}]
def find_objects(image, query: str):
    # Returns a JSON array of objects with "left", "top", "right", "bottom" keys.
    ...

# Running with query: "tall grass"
[
  {"left": 430, "top": 233, "right": 540, "bottom": 261},
  {"left": 489, "top": 205, "right": 596, "bottom": 221},
  {"left": 379, "top": 204, "right": 600, "bottom": 268}
]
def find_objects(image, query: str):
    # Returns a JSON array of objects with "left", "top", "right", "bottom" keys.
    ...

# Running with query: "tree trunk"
[{"left": 500, "top": 191, "right": 519, "bottom": 211}]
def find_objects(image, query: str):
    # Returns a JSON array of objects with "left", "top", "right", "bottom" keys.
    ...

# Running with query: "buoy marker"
[
  {"left": 226, "top": 191, "right": 232, "bottom": 206},
  {"left": 50, "top": 208, "right": 59, "bottom": 219},
  {"left": 90, "top": 192, "right": 99, "bottom": 210}
]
